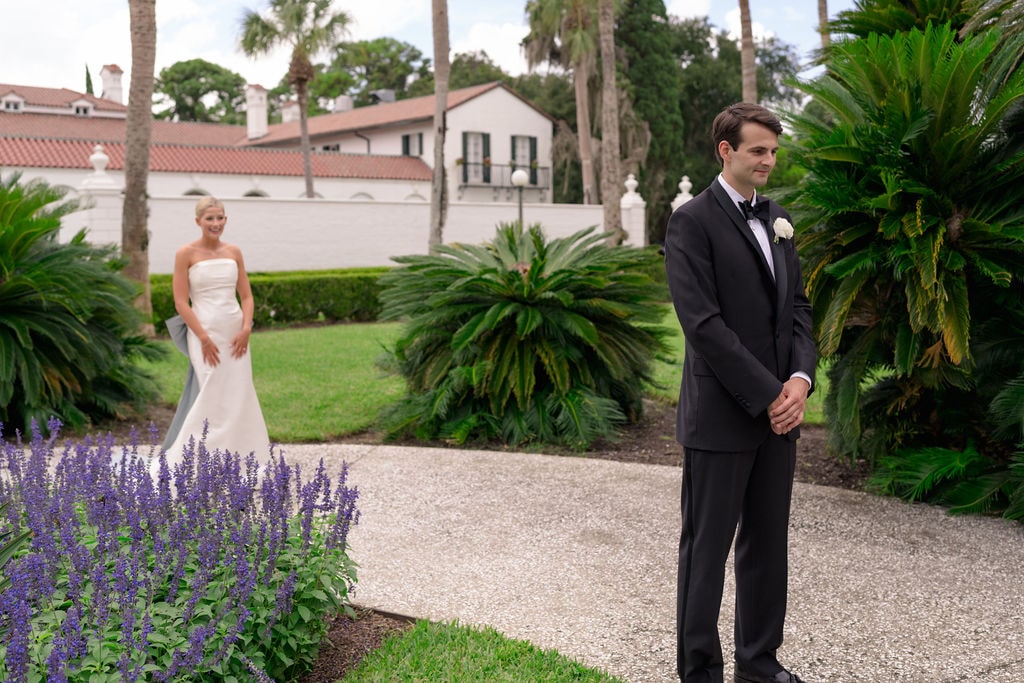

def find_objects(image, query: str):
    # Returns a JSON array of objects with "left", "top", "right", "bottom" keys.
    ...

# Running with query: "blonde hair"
[{"left": 194, "top": 196, "right": 224, "bottom": 216}]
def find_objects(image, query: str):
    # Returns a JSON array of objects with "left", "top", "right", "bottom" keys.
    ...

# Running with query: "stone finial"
[
  {"left": 90, "top": 144, "right": 109, "bottom": 172},
  {"left": 671, "top": 175, "right": 693, "bottom": 211},
  {"left": 620, "top": 173, "right": 645, "bottom": 209},
  {"left": 80, "top": 144, "right": 119, "bottom": 190}
]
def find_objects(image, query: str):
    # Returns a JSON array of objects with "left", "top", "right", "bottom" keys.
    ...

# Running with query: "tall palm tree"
[
  {"left": 818, "top": 0, "right": 831, "bottom": 50},
  {"left": 739, "top": 0, "right": 757, "bottom": 102},
  {"left": 240, "top": 0, "right": 351, "bottom": 199},
  {"left": 429, "top": 0, "right": 450, "bottom": 250},
  {"left": 524, "top": 0, "right": 600, "bottom": 204},
  {"left": 597, "top": 0, "right": 622, "bottom": 240},
  {"left": 122, "top": 0, "right": 156, "bottom": 336}
]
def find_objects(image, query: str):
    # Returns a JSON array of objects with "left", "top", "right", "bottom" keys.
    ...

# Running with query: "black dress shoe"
[{"left": 734, "top": 663, "right": 805, "bottom": 683}]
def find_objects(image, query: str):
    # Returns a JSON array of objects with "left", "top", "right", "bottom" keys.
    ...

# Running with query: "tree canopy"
[{"left": 154, "top": 59, "right": 248, "bottom": 124}]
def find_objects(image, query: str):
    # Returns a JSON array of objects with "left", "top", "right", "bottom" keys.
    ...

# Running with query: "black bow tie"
[{"left": 739, "top": 198, "right": 770, "bottom": 222}]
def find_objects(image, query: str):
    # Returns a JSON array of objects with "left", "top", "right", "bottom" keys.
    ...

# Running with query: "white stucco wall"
[
  {"left": 446, "top": 87, "right": 552, "bottom": 174},
  {"left": 62, "top": 194, "right": 615, "bottom": 274}
]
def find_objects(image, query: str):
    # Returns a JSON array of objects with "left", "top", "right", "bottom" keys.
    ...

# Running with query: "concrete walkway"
[{"left": 279, "top": 442, "right": 1024, "bottom": 683}]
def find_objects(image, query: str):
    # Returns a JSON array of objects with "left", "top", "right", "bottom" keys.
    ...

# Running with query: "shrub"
[
  {"left": 0, "top": 421, "right": 359, "bottom": 681},
  {"left": 377, "top": 224, "right": 671, "bottom": 450},
  {"left": 783, "top": 25, "right": 1024, "bottom": 514},
  {"left": 0, "top": 173, "right": 165, "bottom": 435},
  {"left": 151, "top": 268, "right": 388, "bottom": 332}
]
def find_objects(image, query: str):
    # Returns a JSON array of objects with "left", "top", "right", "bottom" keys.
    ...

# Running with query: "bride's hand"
[
  {"left": 230, "top": 330, "right": 250, "bottom": 358},
  {"left": 201, "top": 337, "right": 220, "bottom": 366}
]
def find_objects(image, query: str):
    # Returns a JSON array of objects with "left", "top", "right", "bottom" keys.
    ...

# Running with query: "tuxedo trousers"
[{"left": 677, "top": 436, "right": 796, "bottom": 682}]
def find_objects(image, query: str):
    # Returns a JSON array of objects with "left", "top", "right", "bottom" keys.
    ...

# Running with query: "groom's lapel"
[
  {"left": 711, "top": 182, "right": 777, "bottom": 286},
  {"left": 767, "top": 207, "right": 789, "bottom": 308}
]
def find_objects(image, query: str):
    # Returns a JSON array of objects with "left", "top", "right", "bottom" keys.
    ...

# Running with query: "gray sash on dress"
[{"left": 161, "top": 315, "right": 200, "bottom": 452}]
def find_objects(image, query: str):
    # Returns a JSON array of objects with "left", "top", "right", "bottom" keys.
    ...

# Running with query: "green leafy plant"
[
  {"left": 377, "top": 224, "right": 671, "bottom": 450},
  {"left": 783, "top": 22, "right": 1024, "bottom": 518},
  {"left": 783, "top": 25, "right": 1024, "bottom": 462},
  {"left": 0, "top": 173, "right": 165, "bottom": 434},
  {"left": 0, "top": 423, "right": 359, "bottom": 681}
]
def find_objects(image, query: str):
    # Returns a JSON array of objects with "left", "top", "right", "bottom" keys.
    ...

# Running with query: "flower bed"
[{"left": 0, "top": 421, "right": 359, "bottom": 682}]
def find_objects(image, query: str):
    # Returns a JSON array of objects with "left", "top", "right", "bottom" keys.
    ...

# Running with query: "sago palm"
[
  {"left": 377, "top": 224, "right": 670, "bottom": 450},
  {"left": 0, "top": 174, "right": 165, "bottom": 435},
  {"left": 828, "top": 0, "right": 971, "bottom": 39},
  {"left": 783, "top": 24, "right": 1024, "bottom": 470}
]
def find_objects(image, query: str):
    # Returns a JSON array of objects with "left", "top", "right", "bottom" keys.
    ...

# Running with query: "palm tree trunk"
[
  {"left": 122, "top": 0, "right": 156, "bottom": 336},
  {"left": 297, "top": 82, "right": 315, "bottom": 198},
  {"left": 598, "top": 0, "right": 622, "bottom": 242},
  {"left": 429, "top": 0, "right": 450, "bottom": 250},
  {"left": 818, "top": 0, "right": 830, "bottom": 50},
  {"left": 574, "top": 61, "right": 597, "bottom": 205},
  {"left": 739, "top": 0, "right": 757, "bottom": 103}
]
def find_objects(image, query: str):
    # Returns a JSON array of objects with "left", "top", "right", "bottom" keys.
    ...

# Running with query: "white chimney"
[
  {"left": 369, "top": 89, "right": 395, "bottom": 104},
  {"left": 334, "top": 94, "right": 354, "bottom": 112},
  {"left": 99, "top": 64, "right": 123, "bottom": 104},
  {"left": 245, "top": 84, "right": 268, "bottom": 140},
  {"left": 281, "top": 100, "right": 300, "bottom": 123}
]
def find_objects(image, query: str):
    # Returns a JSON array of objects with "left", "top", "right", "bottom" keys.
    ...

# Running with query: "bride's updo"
[{"left": 195, "top": 196, "right": 224, "bottom": 216}]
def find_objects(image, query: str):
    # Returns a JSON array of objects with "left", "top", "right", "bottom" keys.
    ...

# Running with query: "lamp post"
[{"left": 511, "top": 168, "right": 529, "bottom": 227}]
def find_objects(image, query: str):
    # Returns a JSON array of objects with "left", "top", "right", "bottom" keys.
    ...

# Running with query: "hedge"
[{"left": 151, "top": 267, "right": 390, "bottom": 334}]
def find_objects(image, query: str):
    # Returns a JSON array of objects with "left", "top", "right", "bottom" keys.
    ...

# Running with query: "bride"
[{"left": 158, "top": 197, "right": 269, "bottom": 473}]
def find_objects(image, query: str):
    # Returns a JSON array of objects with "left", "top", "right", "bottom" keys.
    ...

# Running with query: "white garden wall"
[{"left": 63, "top": 191, "right": 645, "bottom": 275}]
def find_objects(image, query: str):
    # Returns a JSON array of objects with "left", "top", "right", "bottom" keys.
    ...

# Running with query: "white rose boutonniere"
[{"left": 772, "top": 217, "right": 794, "bottom": 243}]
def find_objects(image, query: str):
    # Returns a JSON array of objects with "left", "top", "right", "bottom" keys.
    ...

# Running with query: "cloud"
[
  {"left": 3, "top": 0, "right": 130, "bottom": 90},
  {"left": 452, "top": 22, "right": 530, "bottom": 76},
  {"left": 665, "top": 0, "right": 713, "bottom": 20},
  {"left": 721, "top": 7, "right": 775, "bottom": 43},
  {"left": 334, "top": 0, "right": 427, "bottom": 42}
]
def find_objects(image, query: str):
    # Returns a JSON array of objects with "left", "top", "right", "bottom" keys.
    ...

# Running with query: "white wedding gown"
[{"left": 160, "top": 258, "right": 269, "bottom": 471}]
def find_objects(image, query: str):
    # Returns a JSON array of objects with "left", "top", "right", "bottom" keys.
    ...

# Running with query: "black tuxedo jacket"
[{"left": 664, "top": 179, "right": 816, "bottom": 452}]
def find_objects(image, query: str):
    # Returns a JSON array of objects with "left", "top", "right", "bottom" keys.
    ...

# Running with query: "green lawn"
[
  {"left": 342, "top": 620, "right": 624, "bottom": 682},
  {"left": 139, "top": 309, "right": 823, "bottom": 444},
  {"left": 139, "top": 322, "right": 405, "bottom": 442}
]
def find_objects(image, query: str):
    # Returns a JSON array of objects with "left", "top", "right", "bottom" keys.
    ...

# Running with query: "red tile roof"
[
  {"left": 0, "top": 81, "right": 540, "bottom": 182},
  {"left": 0, "top": 83, "right": 126, "bottom": 114},
  {"left": 0, "top": 136, "right": 432, "bottom": 181},
  {"left": 0, "top": 112, "right": 247, "bottom": 146},
  {"left": 250, "top": 81, "right": 551, "bottom": 146}
]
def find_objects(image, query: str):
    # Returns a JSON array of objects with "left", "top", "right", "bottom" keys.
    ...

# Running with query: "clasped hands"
[
  {"left": 768, "top": 377, "right": 810, "bottom": 435},
  {"left": 199, "top": 330, "right": 250, "bottom": 367}
]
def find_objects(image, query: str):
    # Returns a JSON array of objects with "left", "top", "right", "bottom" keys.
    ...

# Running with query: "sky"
[{"left": 2, "top": 0, "right": 855, "bottom": 95}]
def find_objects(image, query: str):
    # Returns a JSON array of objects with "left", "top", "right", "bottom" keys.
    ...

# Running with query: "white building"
[{"left": 0, "top": 70, "right": 644, "bottom": 272}]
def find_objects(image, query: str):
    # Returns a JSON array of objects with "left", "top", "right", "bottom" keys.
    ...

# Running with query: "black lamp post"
[{"left": 511, "top": 168, "right": 529, "bottom": 227}]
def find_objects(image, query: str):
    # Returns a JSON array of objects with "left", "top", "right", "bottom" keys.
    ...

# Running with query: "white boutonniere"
[{"left": 772, "top": 217, "right": 794, "bottom": 243}]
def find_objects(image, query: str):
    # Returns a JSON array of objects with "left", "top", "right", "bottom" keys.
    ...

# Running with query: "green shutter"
[
  {"left": 402, "top": 134, "right": 410, "bottom": 156},
  {"left": 483, "top": 133, "right": 491, "bottom": 183},
  {"left": 462, "top": 131, "right": 468, "bottom": 183},
  {"left": 529, "top": 136, "right": 538, "bottom": 185}
]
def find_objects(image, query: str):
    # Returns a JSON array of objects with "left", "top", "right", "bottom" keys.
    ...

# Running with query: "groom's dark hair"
[{"left": 711, "top": 103, "right": 783, "bottom": 164}]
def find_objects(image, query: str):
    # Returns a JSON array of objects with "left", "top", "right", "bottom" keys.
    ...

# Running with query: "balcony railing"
[{"left": 456, "top": 162, "right": 551, "bottom": 190}]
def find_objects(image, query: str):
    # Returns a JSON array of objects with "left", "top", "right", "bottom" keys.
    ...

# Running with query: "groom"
[{"left": 663, "top": 103, "right": 817, "bottom": 683}]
